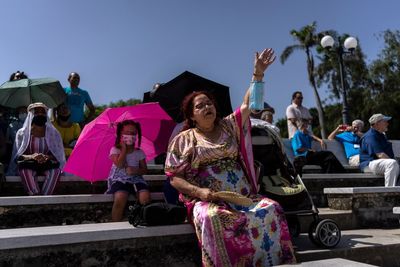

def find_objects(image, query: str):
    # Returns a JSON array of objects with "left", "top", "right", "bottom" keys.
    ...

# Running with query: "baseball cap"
[{"left": 368, "top": 113, "right": 392, "bottom": 125}]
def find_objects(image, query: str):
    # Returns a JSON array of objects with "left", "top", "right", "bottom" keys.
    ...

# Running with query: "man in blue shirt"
[
  {"left": 64, "top": 72, "right": 95, "bottom": 127},
  {"left": 360, "top": 114, "right": 399, "bottom": 186},
  {"left": 328, "top": 120, "right": 364, "bottom": 166},
  {"left": 291, "top": 120, "right": 345, "bottom": 176}
]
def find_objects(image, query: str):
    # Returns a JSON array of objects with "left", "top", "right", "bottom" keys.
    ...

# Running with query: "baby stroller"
[{"left": 250, "top": 119, "right": 341, "bottom": 248}]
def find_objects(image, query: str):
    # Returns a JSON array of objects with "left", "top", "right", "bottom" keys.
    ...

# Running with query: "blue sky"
[{"left": 1, "top": 0, "right": 400, "bottom": 121}]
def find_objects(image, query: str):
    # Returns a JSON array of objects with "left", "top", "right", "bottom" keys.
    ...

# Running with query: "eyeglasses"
[
  {"left": 296, "top": 96, "right": 303, "bottom": 100},
  {"left": 194, "top": 101, "right": 214, "bottom": 110}
]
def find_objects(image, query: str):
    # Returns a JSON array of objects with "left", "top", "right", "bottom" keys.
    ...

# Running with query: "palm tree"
[{"left": 281, "top": 22, "right": 326, "bottom": 138}]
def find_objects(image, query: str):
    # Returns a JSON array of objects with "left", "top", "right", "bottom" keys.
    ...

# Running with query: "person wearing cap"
[
  {"left": 286, "top": 91, "right": 312, "bottom": 139},
  {"left": 8, "top": 102, "right": 65, "bottom": 195},
  {"left": 292, "top": 119, "right": 345, "bottom": 176},
  {"left": 328, "top": 120, "right": 364, "bottom": 166},
  {"left": 359, "top": 114, "right": 399, "bottom": 186}
]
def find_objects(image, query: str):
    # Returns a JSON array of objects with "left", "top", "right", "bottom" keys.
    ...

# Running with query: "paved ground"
[
  {"left": 294, "top": 228, "right": 400, "bottom": 252},
  {"left": 292, "top": 228, "right": 400, "bottom": 266},
  {"left": 278, "top": 257, "right": 378, "bottom": 266}
]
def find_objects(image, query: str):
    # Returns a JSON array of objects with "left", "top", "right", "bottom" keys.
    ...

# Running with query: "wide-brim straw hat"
[{"left": 213, "top": 191, "right": 253, "bottom": 207}]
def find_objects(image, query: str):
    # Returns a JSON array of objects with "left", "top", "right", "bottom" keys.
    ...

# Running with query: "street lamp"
[{"left": 321, "top": 35, "right": 358, "bottom": 125}]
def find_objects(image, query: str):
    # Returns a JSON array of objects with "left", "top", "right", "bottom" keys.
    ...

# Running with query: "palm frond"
[{"left": 280, "top": 45, "right": 303, "bottom": 64}]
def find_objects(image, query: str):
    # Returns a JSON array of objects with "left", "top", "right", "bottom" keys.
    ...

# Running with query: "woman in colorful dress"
[{"left": 165, "top": 48, "right": 296, "bottom": 266}]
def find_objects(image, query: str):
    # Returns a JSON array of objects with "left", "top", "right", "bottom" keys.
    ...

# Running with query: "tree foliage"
[
  {"left": 281, "top": 22, "right": 327, "bottom": 138},
  {"left": 87, "top": 98, "right": 142, "bottom": 118},
  {"left": 279, "top": 28, "right": 400, "bottom": 139},
  {"left": 316, "top": 29, "right": 400, "bottom": 139}
]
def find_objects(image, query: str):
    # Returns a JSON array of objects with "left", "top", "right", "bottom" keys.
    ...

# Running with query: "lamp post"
[{"left": 320, "top": 35, "right": 358, "bottom": 125}]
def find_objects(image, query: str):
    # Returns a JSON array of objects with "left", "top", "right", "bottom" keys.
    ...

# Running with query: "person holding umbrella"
[
  {"left": 9, "top": 103, "right": 65, "bottom": 195},
  {"left": 165, "top": 48, "right": 295, "bottom": 266}
]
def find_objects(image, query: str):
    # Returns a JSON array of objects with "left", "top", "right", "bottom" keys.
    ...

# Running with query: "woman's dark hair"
[
  {"left": 68, "top": 72, "right": 80, "bottom": 80},
  {"left": 9, "top": 71, "right": 28, "bottom": 81},
  {"left": 181, "top": 91, "right": 220, "bottom": 131},
  {"left": 115, "top": 120, "right": 142, "bottom": 148},
  {"left": 291, "top": 91, "right": 302, "bottom": 101}
]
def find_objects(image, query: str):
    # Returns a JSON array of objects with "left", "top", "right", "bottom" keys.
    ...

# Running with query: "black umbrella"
[{"left": 143, "top": 71, "right": 233, "bottom": 122}]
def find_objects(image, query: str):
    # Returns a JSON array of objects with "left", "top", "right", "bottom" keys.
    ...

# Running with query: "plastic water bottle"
[{"left": 249, "top": 81, "right": 264, "bottom": 110}]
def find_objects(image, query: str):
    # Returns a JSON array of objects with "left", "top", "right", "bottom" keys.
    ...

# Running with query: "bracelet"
[{"left": 253, "top": 72, "right": 264, "bottom": 78}]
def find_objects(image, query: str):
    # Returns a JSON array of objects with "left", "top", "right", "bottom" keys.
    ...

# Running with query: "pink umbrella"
[{"left": 63, "top": 103, "right": 176, "bottom": 182}]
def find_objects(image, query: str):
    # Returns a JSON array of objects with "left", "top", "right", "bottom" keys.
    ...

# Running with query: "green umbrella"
[{"left": 0, "top": 78, "right": 66, "bottom": 108}]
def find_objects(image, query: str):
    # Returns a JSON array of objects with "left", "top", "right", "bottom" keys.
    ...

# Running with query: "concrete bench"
[
  {"left": 301, "top": 173, "right": 384, "bottom": 207},
  {"left": 3, "top": 173, "right": 386, "bottom": 208},
  {"left": 0, "top": 174, "right": 167, "bottom": 196},
  {"left": 278, "top": 258, "right": 378, "bottom": 267},
  {"left": 282, "top": 138, "right": 355, "bottom": 169},
  {"left": 2, "top": 222, "right": 398, "bottom": 266},
  {"left": 324, "top": 186, "right": 400, "bottom": 227},
  {"left": 0, "top": 222, "right": 199, "bottom": 267},
  {"left": 282, "top": 138, "right": 400, "bottom": 172},
  {"left": 4, "top": 174, "right": 167, "bottom": 183},
  {"left": 0, "top": 193, "right": 165, "bottom": 229}
]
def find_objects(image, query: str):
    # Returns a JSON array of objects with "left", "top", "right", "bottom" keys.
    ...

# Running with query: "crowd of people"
[
  {"left": 2, "top": 71, "right": 94, "bottom": 192},
  {"left": 3, "top": 47, "right": 400, "bottom": 266},
  {"left": 284, "top": 88, "right": 399, "bottom": 187}
]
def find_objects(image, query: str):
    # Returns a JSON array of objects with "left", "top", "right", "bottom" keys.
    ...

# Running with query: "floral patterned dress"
[{"left": 165, "top": 111, "right": 295, "bottom": 267}]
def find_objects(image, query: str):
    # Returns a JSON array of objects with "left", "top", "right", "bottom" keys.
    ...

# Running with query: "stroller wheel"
[
  {"left": 308, "top": 220, "right": 321, "bottom": 246},
  {"left": 315, "top": 219, "right": 341, "bottom": 248}
]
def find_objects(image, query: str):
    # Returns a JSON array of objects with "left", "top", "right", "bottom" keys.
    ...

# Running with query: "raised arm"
[
  {"left": 328, "top": 125, "right": 343, "bottom": 140},
  {"left": 240, "top": 48, "right": 276, "bottom": 126}
]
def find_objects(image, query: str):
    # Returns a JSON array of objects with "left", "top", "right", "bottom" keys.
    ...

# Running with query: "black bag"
[
  {"left": 128, "top": 202, "right": 187, "bottom": 227},
  {"left": 17, "top": 159, "right": 60, "bottom": 173}
]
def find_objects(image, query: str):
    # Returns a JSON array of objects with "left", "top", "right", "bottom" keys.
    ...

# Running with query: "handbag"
[{"left": 128, "top": 202, "right": 187, "bottom": 227}]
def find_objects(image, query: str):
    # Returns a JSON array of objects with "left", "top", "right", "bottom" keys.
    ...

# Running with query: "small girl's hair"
[{"left": 115, "top": 120, "right": 142, "bottom": 148}]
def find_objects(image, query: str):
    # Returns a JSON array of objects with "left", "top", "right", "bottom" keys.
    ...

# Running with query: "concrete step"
[
  {"left": 324, "top": 186, "right": 400, "bottom": 228},
  {"left": 301, "top": 173, "right": 383, "bottom": 207},
  {"left": 1, "top": 222, "right": 398, "bottom": 266},
  {"left": 278, "top": 258, "right": 378, "bottom": 266},
  {"left": 1, "top": 173, "right": 385, "bottom": 209},
  {"left": 293, "top": 228, "right": 400, "bottom": 267},
  {"left": 297, "top": 208, "right": 356, "bottom": 232},
  {"left": 0, "top": 222, "right": 200, "bottom": 267},
  {"left": 0, "top": 174, "right": 167, "bottom": 196},
  {"left": 0, "top": 193, "right": 165, "bottom": 229}
]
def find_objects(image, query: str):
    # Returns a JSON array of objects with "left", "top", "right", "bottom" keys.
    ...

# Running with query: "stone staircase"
[{"left": 1, "top": 162, "right": 400, "bottom": 266}]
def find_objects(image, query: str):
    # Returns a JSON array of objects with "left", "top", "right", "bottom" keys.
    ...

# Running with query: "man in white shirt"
[{"left": 286, "top": 91, "right": 312, "bottom": 139}]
